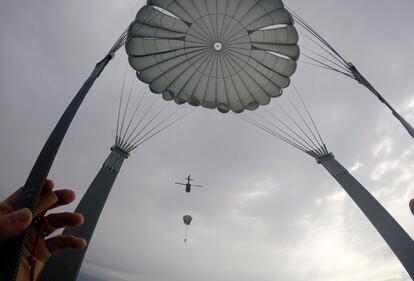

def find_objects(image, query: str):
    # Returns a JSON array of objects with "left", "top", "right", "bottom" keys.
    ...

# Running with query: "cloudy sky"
[{"left": 1, "top": 1, "right": 414, "bottom": 281}]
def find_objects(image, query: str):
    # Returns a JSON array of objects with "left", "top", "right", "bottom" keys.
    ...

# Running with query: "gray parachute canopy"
[
  {"left": 126, "top": 0, "right": 299, "bottom": 113},
  {"left": 183, "top": 215, "right": 193, "bottom": 225}
]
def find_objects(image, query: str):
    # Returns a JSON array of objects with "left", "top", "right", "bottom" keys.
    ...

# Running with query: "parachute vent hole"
[
  {"left": 213, "top": 42, "right": 223, "bottom": 51},
  {"left": 152, "top": 5, "right": 181, "bottom": 20},
  {"left": 259, "top": 24, "right": 288, "bottom": 31}
]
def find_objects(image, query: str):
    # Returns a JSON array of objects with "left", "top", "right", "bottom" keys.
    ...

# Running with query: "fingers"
[
  {"left": 43, "top": 212, "right": 84, "bottom": 235},
  {"left": 2, "top": 179, "right": 70, "bottom": 214},
  {"left": 46, "top": 235, "right": 87, "bottom": 254},
  {"left": 3, "top": 187, "right": 23, "bottom": 207},
  {"left": 0, "top": 179, "right": 79, "bottom": 243},
  {"left": 48, "top": 189, "right": 76, "bottom": 210},
  {"left": 43, "top": 179, "right": 54, "bottom": 191},
  {"left": 0, "top": 208, "right": 32, "bottom": 241},
  {"left": 3, "top": 179, "right": 54, "bottom": 208},
  {"left": 0, "top": 201, "right": 14, "bottom": 215}
]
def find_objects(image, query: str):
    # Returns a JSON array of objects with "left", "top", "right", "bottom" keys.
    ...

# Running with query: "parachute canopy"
[
  {"left": 126, "top": 0, "right": 299, "bottom": 113},
  {"left": 183, "top": 215, "right": 192, "bottom": 225}
]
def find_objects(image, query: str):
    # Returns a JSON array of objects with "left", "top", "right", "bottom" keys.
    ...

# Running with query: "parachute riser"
[
  {"left": 39, "top": 147, "right": 126, "bottom": 281},
  {"left": 347, "top": 63, "right": 414, "bottom": 139},
  {"left": 316, "top": 152, "right": 414, "bottom": 279}
]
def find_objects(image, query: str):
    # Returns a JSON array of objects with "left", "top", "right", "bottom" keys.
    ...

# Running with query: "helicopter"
[{"left": 175, "top": 175, "right": 203, "bottom": 193}]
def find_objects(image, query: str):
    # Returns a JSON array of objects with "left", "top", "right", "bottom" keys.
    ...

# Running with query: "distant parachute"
[
  {"left": 183, "top": 215, "right": 193, "bottom": 243},
  {"left": 183, "top": 215, "right": 193, "bottom": 225},
  {"left": 126, "top": 0, "right": 299, "bottom": 113}
]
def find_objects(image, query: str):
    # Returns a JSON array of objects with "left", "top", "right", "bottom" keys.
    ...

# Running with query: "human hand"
[{"left": 0, "top": 179, "right": 86, "bottom": 253}]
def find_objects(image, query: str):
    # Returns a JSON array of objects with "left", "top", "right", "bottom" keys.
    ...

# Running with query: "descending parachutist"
[{"left": 183, "top": 215, "right": 192, "bottom": 243}]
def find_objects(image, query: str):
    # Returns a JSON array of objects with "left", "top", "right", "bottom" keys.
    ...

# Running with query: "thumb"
[{"left": 0, "top": 208, "right": 33, "bottom": 241}]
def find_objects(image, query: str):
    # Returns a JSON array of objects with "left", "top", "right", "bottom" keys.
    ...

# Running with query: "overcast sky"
[{"left": 1, "top": 1, "right": 414, "bottom": 281}]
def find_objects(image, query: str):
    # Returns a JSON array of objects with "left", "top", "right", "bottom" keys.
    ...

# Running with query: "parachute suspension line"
[
  {"left": 235, "top": 114, "right": 309, "bottom": 153},
  {"left": 274, "top": 98, "right": 325, "bottom": 156},
  {"left": 288, "top": 7, "right": 414, "bottom": 139},
  {"left": 292, "top": 85, "right": 329, "bottom": 155},
  {"left": 121, "top": 84, "right": 145, "bottom": 142},
  {"left": 128, "top": 108, "right": 194, "bottom": 151},
  {"left": 286, "top": 7, "right": 354, "bottom": 79},
  {"left": 125, "top": 102, "right": 171, "bottom": 149},
  {"left": 299, "top": 59, "right": 355, "bottom": 80},
  {"left": 295, "top": 28, "right": 350, "bottom": 72},
  {"left": 117, "top": 81, "right": 134, "bottom": 150},
  {"left": 114, "top": 71, "right": 193, "bottom": 153},
  {"left": 184, "top": 225, "right": 189, "bottom": 243},
  {"left": 299, "top": 39, "right": 350, "bottom": 73},
  {"left": 296, "top": 34, "right": 352, "bottom": 79},
  {"left": 122, "top": 89, "right": 151, "bottom": 145},
  {"left": 257, "top": 109, "right": 316, "bottom": 152},
  {"left": 285, "top": 91, "right": 326, "bottom": 155},
  {"left": 115, "top": 61, "right": 129, "bottom": 147},
  {"left": 236, "top": 85, "right": 328, "bottom": 157},
  {"left": 298, "top": 51, "right": 355, "bottom": 79},
  {"left": 122, "top": 97, "right": 158, "bottom": 145},
  {"left": 109, "top": 27, "right": 128, "bottom": 55},
  {"left": 287, "top": 7, "right": 348, "bottom": 65}
]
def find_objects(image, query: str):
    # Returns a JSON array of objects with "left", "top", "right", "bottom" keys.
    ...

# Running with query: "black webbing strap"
[
  {"left": 349, "top": 63, "right": 414, "bottom": 139},
  {"left": 0, "top": 54, "right": 113, "bottom": 281}
]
